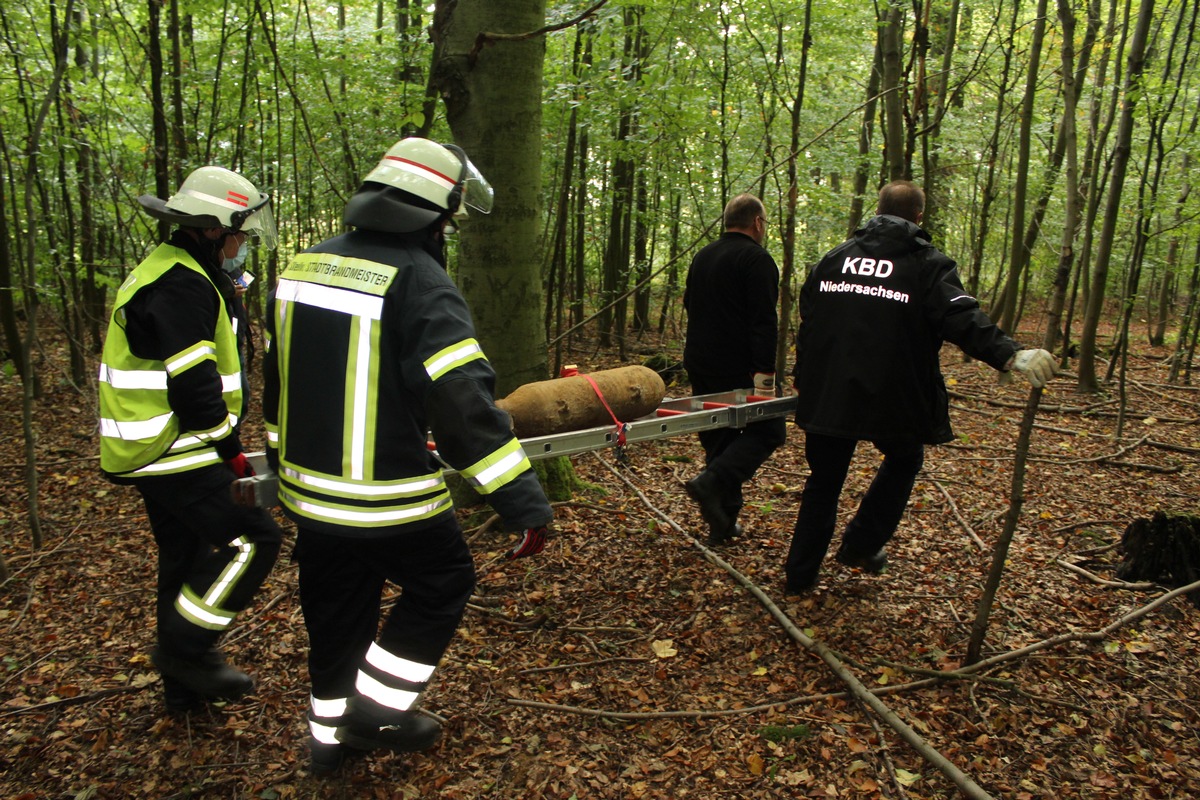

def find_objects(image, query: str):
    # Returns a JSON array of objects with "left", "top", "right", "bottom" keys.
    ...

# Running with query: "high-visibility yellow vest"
[{"left": 98, "top": 244, "right": 242, "bottom": 477}]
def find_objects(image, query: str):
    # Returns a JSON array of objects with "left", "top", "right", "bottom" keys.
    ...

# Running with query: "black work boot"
[
  {"left": 835, "top": 546, "right": 888, "bottom": 574},
  {"left": 307, "top": 701, "right": 371, "bottom": 777},
  {"left": 162, "top": 675, "right": 204, "bottom": 714},
  {"left": 151, "top": 646, "right": 254, "bottom": 701},
  {"left": 685, "top": 471, "right": 733, "bottom": 545},
  {"left": 335, "top": 698, "right": 442, "bottom": 754}
]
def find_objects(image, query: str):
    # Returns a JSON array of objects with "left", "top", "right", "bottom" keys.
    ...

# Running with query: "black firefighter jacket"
[
  {"left": 262, "top": 228, "right": 552, "bottom": 537},
  {"left": 792, "top": 214, "right": 1020, "bottom": 445}
]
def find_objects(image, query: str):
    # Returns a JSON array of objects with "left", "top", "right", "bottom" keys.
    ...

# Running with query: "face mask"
[{"left": 222, "top": 240, "right": 249, "bottom": 274}]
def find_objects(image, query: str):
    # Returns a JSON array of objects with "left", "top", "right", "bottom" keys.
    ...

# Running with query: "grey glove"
[{"left": 1010, "top": 349, "right": 1057, "bottom": 388}]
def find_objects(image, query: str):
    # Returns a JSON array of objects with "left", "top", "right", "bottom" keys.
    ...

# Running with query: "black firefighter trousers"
[
  {"left": 296, "top": 514, "right": 476, "bottom": 709},
  {"left": 785, "top": 431, "right": 924, "bottom": 587},
  {"left": 688, "top": 371, "right": 788, "bottom": 519},
  {"left": 139, "top": 466, "right": 282, "bottom": 660}
]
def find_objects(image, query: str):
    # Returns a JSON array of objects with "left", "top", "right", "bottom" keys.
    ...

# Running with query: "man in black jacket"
[
  {"left": 683, "top": 194, "right": 787, "bottom": 545},
  {"left": 262, "top": 138, "right": 553, "bottom": 775},
  {"left": 785, "top": 181, "right": 1056, "bottom": 593}
]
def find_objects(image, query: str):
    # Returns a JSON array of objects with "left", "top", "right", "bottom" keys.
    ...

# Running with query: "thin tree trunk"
[
  {"left": 1077, "top": 0, "right": 1154, "bottom": 393},
  {"left": 775, "top": 0, "right": 813, "bottom": 387},
  {"left": 997, "top": 0, "right": 1047, "bottom": 334},
  {"left": 847, "top": 37, "right": 883, "bottom": 238},
  {"left": 1046, "top": 0, "right": 1084, "bottom": 360},
  {"left": 920, "top": 0, "right": 959, "bottom": 239},
  {"left": 880, "top": 1, "right": 907, "bottom": 180},
  {"left": 968, "top": 0, "right": 1021, "bottom": 300}
]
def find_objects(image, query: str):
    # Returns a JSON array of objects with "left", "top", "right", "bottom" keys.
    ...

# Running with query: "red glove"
[
  {"left": 506, "top": 526, "right": 550, "bottom": 560},
  {"left": 226, "top": 452, "right": 255, "bottom": 479}
]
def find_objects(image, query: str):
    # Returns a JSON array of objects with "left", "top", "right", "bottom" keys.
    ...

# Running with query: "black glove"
[{"left": 506, "top": 526, "right": 550, "bottom": 560}]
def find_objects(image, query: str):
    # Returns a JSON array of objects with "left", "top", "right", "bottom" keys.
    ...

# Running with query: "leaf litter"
[{"left": 1, "top": 335, "right": 1198, "bottom": 799}]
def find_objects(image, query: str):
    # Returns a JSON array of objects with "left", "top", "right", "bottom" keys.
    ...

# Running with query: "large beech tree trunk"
[{"left": 433, "top": 0, "right": 548, "bottom": 395}]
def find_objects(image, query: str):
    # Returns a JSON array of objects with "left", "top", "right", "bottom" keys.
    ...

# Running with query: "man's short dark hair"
[
  {"left": 723, "top": 193, "right": 765, "bottom": 230},
  {"left": 877, "top": 181, "right": 925, "bottom": 223}
]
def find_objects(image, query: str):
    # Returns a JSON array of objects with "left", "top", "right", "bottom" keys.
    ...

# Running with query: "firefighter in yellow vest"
[
  {"left": 263, "top": 138, "right": 553, "bottom": 775},
  {"left": 98, "top": 167, "right": 282, "bottom": 713}
]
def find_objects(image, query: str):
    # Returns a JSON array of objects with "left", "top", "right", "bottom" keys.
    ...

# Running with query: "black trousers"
[
  {"left": 785, "top": 431, "right": 924, "bottom": 587},
  {"left": 139, "top": 466, "right": 282, "bottom": 659},
  {"left": 688, "top": 371, "right": 788, "bottom": 517},
  {"left": 296, "top": 514, "right": 476, "bottom": 703}
]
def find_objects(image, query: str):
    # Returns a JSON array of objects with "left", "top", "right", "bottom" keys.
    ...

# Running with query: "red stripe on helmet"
[
  {"left": 384, "top": 155, "right": 456, "bottom": 185},
  {"left": 226, "top": 191, "right": 250, "bottom": 207}
]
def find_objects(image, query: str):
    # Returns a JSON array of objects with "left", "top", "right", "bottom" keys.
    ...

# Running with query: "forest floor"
[{"left": 1, "top": 328, "right": 1199, "bottom": 800}]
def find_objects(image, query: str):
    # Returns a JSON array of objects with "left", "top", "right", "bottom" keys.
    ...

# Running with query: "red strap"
[{"left": 582, "top": 373, "right": 627, "bottom": 447}]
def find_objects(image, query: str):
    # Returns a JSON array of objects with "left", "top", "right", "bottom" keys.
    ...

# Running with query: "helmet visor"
[
  {"left": 460, "top": 158, "right": 494, "bottom": 215},
  {"left": 234, "top": 196, "right": 279, "bottom": 250}
]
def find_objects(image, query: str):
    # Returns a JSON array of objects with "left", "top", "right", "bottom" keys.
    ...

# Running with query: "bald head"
[{"left": 877, "top": 181, "right": 925, "bottom": 224}]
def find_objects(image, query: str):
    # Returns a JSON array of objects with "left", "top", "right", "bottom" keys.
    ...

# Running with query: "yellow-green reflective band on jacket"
[
  {"left": 281, "top": 465, "right": 445, "bottom": 499},
  {"left": 130, "top": 449, "right": 222, "bottom": 476},
  {"left": 424, "top": 339, "right": 485, "bottom": 381},
  {"left": 275, "top": 278, "right": 386, "bottom": 319},
  {"left": 165, "top": 341, "right": 217, "bottom": 376},
  {"left": 279, "top": 486, "right": 453, "bottom": 528},
  {"left": 283, "top": 254, "right": 397, "bottom": 297},
  {"left": 459, "top": 438, "right": 531, "bottom": 495}
]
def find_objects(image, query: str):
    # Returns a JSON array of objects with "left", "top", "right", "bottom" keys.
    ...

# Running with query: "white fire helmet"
[
  {"left": 140, "top": 166, "right": 278, "bottom": 249},
  {"left": 362, "top": 138, "right": 494, "bottom": 219}
]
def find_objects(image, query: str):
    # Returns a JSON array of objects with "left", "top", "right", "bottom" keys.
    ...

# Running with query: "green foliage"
[{"left": 1, "top": 0, "right": 1197, "bottom": 360}]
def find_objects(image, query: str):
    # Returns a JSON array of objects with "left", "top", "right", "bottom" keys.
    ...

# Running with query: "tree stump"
[{"left": 1116, "top": 511, "right": 1200, "bottom": 606}]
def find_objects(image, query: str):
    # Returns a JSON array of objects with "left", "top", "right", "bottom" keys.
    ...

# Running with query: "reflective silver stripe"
[
  {"left": 309, "top": 718, "right": 339, "bottom": 745},
  {"left": 285, "top": 493, "right": 452, "bottom": 525},
  {"left": 266, "top": 429, "right": 279, "bottom": 445},
  {"left": 99, "top": 364, "right": 237, "bottom": 394},
  {"left": 282, "top": 467, "right": 443, "bottom": 497},
  {"left": 465, "top": 448, "right": 528, "bottom": 491},
  {"left": 166, "top": 343, "right": 217, "bottom": 375},
  {"left": 311, "top": 695, "right": 349, "bottom": 718},
  {"left": 365, "top": 643, "right": 436, "bottom": 683},
  {"left": 98, "top": 363, "right": 168, "bottom": 390},
  {"left": 203, "top": 536, "right": 254, "bottom": 608},
  {"left": 131, "top": 450, "right": 222, "bottom": 475},
  {"left": 355, "top": 671, "right": 419, "bottom": 713},
  {"left": 99, "top": 411, "right": 174, "bottom": 441},
  {"left": 350, "top": 314, "right": 373, "bottom": 480},
  {"left": 276, "top": 278, "right": 385, "bottom": 320},
  {"left": 171, "top": 415, "right": 239, "bottom": 450},
  {"left": 176, "top": 589, "right": 235, "bottom": 629},
  {"left": 171, "top": 416, "right": 234, "bottom": 447},
  {"left": 424, "top": 340, "right": 484, "bottom": 381}
]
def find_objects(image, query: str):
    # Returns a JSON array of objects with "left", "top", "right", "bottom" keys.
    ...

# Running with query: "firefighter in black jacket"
[
  {"left": 683, "top": 193, "right": 788, "bottom": 545},
  {"left": 262, "top": 138, "right": 554, "bottom": 775},
  {"left": 784, "top": 180, "right": 1056, "bottom": 593},
  {"left": 98, "top": 166, "right": 282, "bottom": 712}
]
